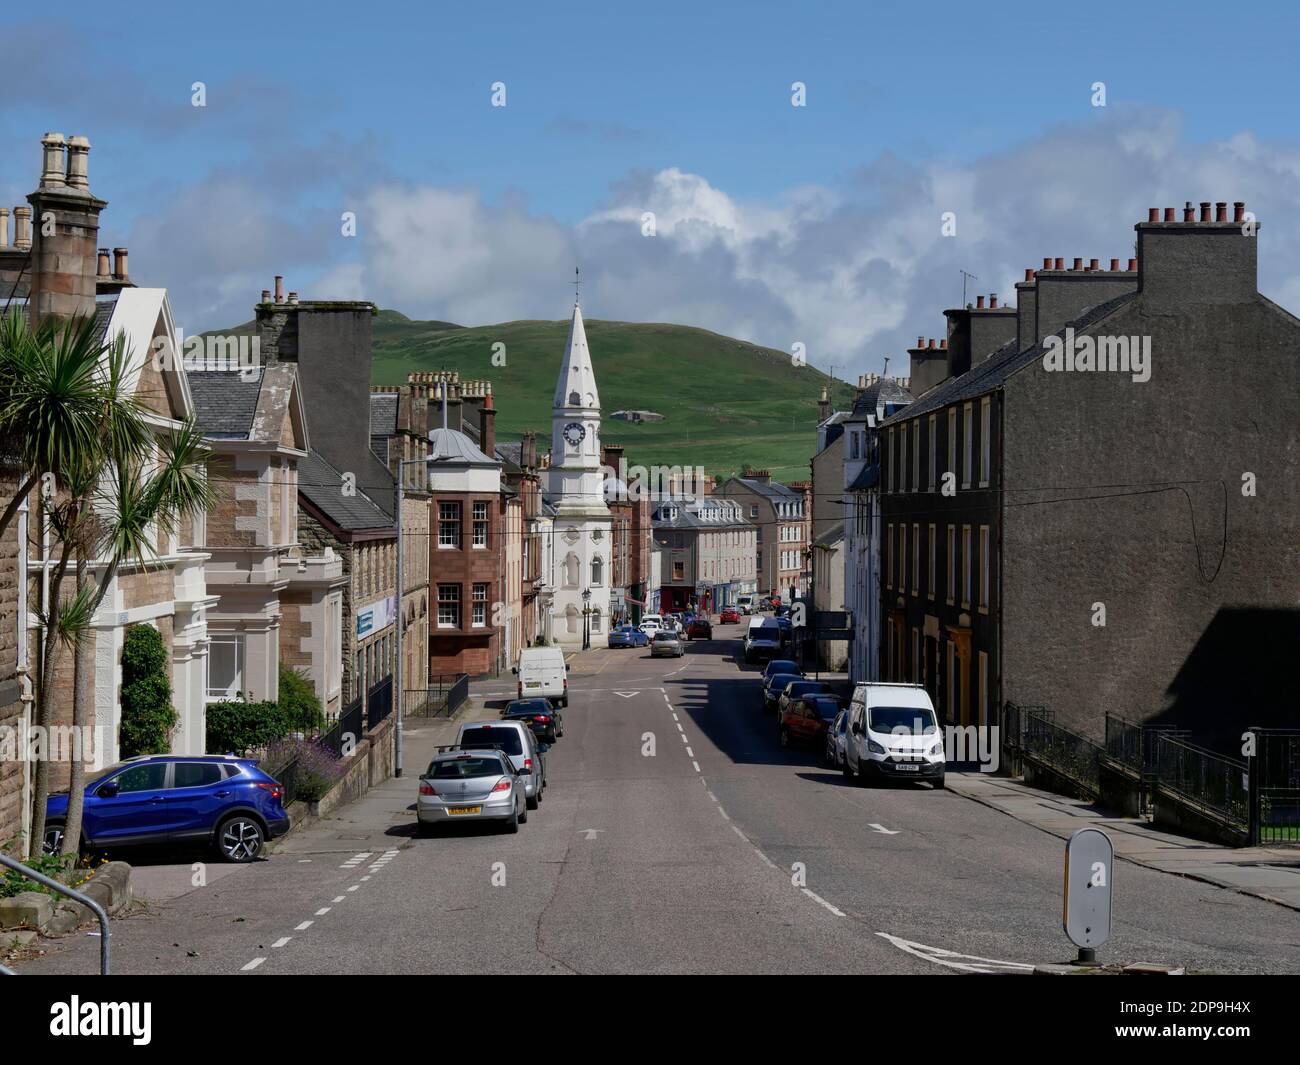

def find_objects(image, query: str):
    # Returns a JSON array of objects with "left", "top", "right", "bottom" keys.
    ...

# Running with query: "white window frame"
[
  {"left": 438, "top": 501, "right": 462, "bottom": 549},
  {"left": 928, "top": 523, "right": 936, "bottom": 600},
  {"left": 979, "top": 525, "right": 990, "bottom": 612},
  {"left": 962, "top": 525, "right": 972, "bottom": 609},
  {"left": 437, "top": 583, "right": 461, "bottom": 629},
  {"left": 472, "top": 500, "right": 488, "bottom": 548},
  {"left": 980, "top": 396, "right": 991, "bottom": 487},
  {"left": 206, "top": 633, "right": 244, "bottom": 702},
  {"left": 962, "top": 403, "right": 973, "bottom": 489}
]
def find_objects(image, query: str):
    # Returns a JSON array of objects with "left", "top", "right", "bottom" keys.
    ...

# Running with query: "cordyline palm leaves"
[{"left": 1, "top": 307, "right": 215, "bottom": 860}]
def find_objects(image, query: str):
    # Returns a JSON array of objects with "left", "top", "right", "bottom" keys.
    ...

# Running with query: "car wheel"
[
  {"left": 842, "top": 757, "right": 854, "bottom": 779},
  {"left": 519, "top": 799, "right": 529, "bottom": 824},
  {"left": 779, "top": 726, "right": 790, "bottom": 748},
  {"left": 42, "top": 820, "right": 65, "bottom": 856},
  {"left": 934, "top": 773, "right": 946, "bottom": 790},
  {"left": 526, "top": 790, "right": 539, "bottom": 810},
  {"left": 504, "top": 800, "right": 520, "bottom": 834},
  {"left": 216, "top": 815, "right": 265, "bottom": 863}
]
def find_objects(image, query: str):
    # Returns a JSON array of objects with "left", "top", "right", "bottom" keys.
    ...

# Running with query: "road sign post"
[{"left": 1063, "top": 827, "right": 1113, "bottom": 966}]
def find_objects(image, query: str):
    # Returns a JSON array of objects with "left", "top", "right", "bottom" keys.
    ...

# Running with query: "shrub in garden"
[
  {"left": 205, "top": 698, "right": 289, "bottom": 755},
  {"left": 263, "top": 737, "right": 345, "bottom": 804},
  {"left": 278, "top": 666, "right": 325, "bottom": 733},
  {"left": 119, "top": 625, "right": 177, "bottom": 757}
]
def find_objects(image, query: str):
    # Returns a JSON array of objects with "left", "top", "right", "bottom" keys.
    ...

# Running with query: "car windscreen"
[
  {"left": 428, "top": 757, "right": 507, "bottom": 778},
  {"left": 505, "top": 700, "right": 549, "bottom": 715},
  {"left": 459, "top": 727, "right": 524, "bottom": 755},
  {"left": 767, "top": 674, "right": 799, "bottom": 689},
  {"left": 868, "top": 706, "right": 939, "bottom": 735},
  {"left": 787, "top": 682, "right": 828, "bottom": 696},
  {"left": 653, "top": 632, "right": 676, "bottom": 641},
  {"left": 766, "top": 661, "right": 798, "bottom": 676}
]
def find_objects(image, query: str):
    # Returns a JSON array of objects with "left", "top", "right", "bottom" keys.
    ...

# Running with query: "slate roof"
[
  {"left": 17, "top": 296, "right": 118, "bottom": 344},
  {"left": 298, "top": 448, "right": 393, "bottom": 533},
  {"left": 882, "top": 290, "right": 1139, "bottom": 426},
  {"left": 189, "top": 367, "right": 266, "bottom": 439},
  {"left": 849, "top": 377, "right": 912, "bottom": 422},
  {"left": 428, "top": 426, "right": 498, "bottom": 468},
  {"left": 847, "top": 463, "right": 881, "bottom": 492},
  {"left": 812, "top": 520, "right": 845, "bottom": 548},
  {"left": 734, "top": 477, "right": 801, "bottom": 500},
  {"left": 651, "top": 498, "right": 752, "bottom": 530}
]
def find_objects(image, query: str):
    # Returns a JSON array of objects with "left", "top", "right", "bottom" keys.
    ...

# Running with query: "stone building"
[
  {"left": 601, "top": 443, "right": 652, "bottom": 625},
  {"left": 651, "top": 496, "right": 757, "bottom": 613},
  {"left": 717, "top": 472, "right": 807, "bottom": 601},
  {"left": 190, "top": 364, "right": 346, "bottom": 716},
  {"left": 881, "top": 204, "right": 1300, "bottom": 747}
]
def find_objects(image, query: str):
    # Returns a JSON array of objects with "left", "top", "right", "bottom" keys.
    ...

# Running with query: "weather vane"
[{"left": 573, "top": 267, "right": 581, "bottom": 305}]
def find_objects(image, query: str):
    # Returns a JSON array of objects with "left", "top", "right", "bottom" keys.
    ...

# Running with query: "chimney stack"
[
  {"left": 989, "top": 294, "right": 998, "bottom": 309},
  {"left": 13, "top": 207, "right": 32, "bottom": 251},
  {"left": 112, "top": 247, "right": 128, "bottom": 281},
  {"left": 1215, "top": 201, "right": 1228, "bottom": 222},
  {"left": 287, "top": 291, "right": 299, "bottom": 305},
  {"left": 1136, "top": 200, "right": 1257, "bottom": 305},
  {"left": 97, "top": 248, "right": 111, "bottom": 277},
  {"left": 27, "top": 133, "right": 107, "bottom": 324},
  {"left": 1054, "top": 257, "right": 1064, "bottom": 270},
  {"left": 261, "top": 289, "right": 271, "bottom": 303},
  {"left": 975, "top": 295, "right": 985, "bottom": 308},
  {"left": 1109, "top": 258, "right": 1120, "bottom": 271},
  {"left": 479, "top": 385, "right": 496, "bottom": 459},
  {"left": 0, "top": 208, "right": 8, "bottom": 249},
  {"left": 274, "top": 275, "right": 284, "bottom": 303}
]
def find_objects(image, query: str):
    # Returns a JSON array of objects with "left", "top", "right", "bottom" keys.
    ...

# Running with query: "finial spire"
[{"left": 573, "top": 266, "right": 581, "bottom": 306}]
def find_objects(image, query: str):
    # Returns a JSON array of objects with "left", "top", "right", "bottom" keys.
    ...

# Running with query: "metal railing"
[
  {"left": 1251, "top": 729, "right": 1300, "bottom": 845},
  {"left": 1023, "top": 709, "right": 1102, "bottom": 797},
  {"left": 404, "top": 673, "right": 469, "bottom": 719},
  {"left": 0, "top": 851, "right": 110, "bottom": 974},
  {"left": 318, "top": 696, "right": 365, "bottom": 757},
  {"left": 1154, "top": 734, "right": 1248, "bottom": 832},
  {"left": 367, "top": 675, "right": 393, "bottom": 731},
  {"left": 1104, "top": 713, "right": 1190, "bottom": 811}
]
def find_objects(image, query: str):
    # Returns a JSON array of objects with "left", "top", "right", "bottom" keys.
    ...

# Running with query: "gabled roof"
[
  {"left": 298, "top": 449, "right": 393, "bottom": 533},
  {"left": 883, "top": 290, "right": 1139, "bottom": 425},
  {"left": 847, "top": 463, "right": 880, "bottom": 492},
  {"left": 812, "top": 521, "right": 845, "bottom": 548},
  {"left": 190, "top": 368, "right": 265, "bottom": 438},
  {"left": 734, "top": 477, "right": 801, "bottom": 500},
  {"left": 847, "top": 377, "right": 912, "bottom": 423}
]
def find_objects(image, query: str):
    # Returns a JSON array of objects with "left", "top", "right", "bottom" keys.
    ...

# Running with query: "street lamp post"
[{"left": 581, "top": 587, "right": 591, "bottom": 651}]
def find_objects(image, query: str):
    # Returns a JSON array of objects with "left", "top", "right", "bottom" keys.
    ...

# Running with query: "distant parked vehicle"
[
  {"left": 775, "top": 680, "right": 833, "bottom": 719},
  {"left": 455, "top": 720, "right": 546, "bottom": 808},
  {"left": 761, "top": 659, "right": 800, "bottom": 683},
  {"left": 719, "top": 607, "right": 740, "bottom": 624},
  {"left": 639, "top": 613, "right": 665, "bottom": 637},
  {"left": 735, "top": 596, "right": 754, "bottom": 615},
  {"left": 826, "top": 708, "right": 851, "bottom": 767},
  {"left": 608, "top": 624, "right": 649, "bottom": 649},
  {"left": 687, "top": 617, "right": 713, "bottom": 640},
  {"left": 513, "top": 646, "right": 569, "bottom": 707},
  {"left": 762, "top": 672, "right": 803, "bottom": 713},
  {"left": 843, "top": 682, "right": 945, "bottom": 788},
  {"left": 500, "top": 698, "right": 562, "bottom": 743},
  {"left": 43, "top": 754, "right": 290, "bottom": 864},
  {"left": 744, "top": 617, "right": 783, "bottom": 662},
  {"left": 417, "top": 748, "right": 527, "bottom": 835},
  {"left": 779, "top": 693, "right": 840, "bottom": 749},
  {"left": 651, "top": 630, "right": 685, "bottom": 658}
]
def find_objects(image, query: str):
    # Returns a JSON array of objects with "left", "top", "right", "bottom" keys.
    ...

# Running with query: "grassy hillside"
[{"left": 370, "top": 314, "right": 856, "bottom": 482}]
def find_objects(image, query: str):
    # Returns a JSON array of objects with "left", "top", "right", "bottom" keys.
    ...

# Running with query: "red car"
[
  {"left": 719, "top": 607, "right": 739, "bottom": 624},
  {"left": 778, "top": 693, "right": 841, "bottom": 749},
  {"left": 687, "top": 617, "right": 713, "bottom": 640}
]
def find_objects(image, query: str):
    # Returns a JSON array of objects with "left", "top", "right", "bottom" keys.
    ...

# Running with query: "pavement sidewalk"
[{"left": 946, "top": 771, "right": 1300, "bottom": 912}]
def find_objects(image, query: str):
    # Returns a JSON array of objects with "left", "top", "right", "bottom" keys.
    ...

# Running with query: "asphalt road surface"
[{"left": 17, "top": 621, "right": 1300, "bottom": 975}]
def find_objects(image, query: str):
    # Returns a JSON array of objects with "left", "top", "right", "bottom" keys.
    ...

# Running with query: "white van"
[
  {"left": 843, "top": 682, "right": 945, "bottom": 788},
  {"left": 743, "top": 616, "right": 783, "bottom": 663},
  {"left": 513, "top": 646, "right": 569, "bottom": 707},
  {"left": 639, "top": 613, "right": 664, "bottom": 636},
  {"left": 735, "top": 596, "right": 754, "bottom": 615}
]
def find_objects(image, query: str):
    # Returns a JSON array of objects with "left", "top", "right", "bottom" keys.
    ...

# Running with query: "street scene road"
[{"left": 17, "top": 621, "right": 1299, "bottom": 976}]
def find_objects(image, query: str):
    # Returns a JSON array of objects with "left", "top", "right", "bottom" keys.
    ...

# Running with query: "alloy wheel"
[
  {"left": 42, "top": 824, "right": 64, "bottom": 856},
  {"left": 221, "top": 819, "right": 262, "bottom": 861}
]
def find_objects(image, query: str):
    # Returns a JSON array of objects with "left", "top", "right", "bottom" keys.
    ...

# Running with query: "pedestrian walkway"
[{"left": 947, "top": 771, "right": 1300, "bottom": 911}]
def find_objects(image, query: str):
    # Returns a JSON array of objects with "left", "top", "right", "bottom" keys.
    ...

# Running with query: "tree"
[
  {"left": 117, "top": 626, "right": 177, "bottom": 757},
  {"left": 1, "top": 309, "right": 213, "bottom": 858}
]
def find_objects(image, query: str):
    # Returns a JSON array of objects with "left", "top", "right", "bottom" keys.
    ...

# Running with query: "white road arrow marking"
[
  {"left": 613, "top": 691, "right": 640, "bottom": 698},
  {"left": 868, "top": 823, "right": 900, "bottom": 835},
  {"left": 579, "top": 828, "right": 603, "bottom": 840},
  {"left": 875, "top": 933, "right": 1035, "bottom": 974}
]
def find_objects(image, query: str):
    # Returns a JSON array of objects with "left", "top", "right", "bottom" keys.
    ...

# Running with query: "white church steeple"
[{"left": 548, "top": 291, "right": 607, "bottom": 516}]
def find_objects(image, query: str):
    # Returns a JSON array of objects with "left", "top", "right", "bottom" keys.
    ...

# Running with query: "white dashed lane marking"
[
  {"left": 241, "top": 958, "right": 266, "bottom": 971},
  {"left": 272, "top": 937, "right": 292, "bottom": 948}
]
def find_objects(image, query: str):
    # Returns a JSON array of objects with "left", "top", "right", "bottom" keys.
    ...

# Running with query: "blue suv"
[{"left": 44, "top": 755, "right": 291, "bottom": 863}]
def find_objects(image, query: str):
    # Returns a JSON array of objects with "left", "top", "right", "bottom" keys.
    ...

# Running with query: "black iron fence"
[
  {"left": 367, "top": 675, "right": 393, "bottom": 731},
  {"left": 1000, "top": 701, "right": 1049, "bottom": 777},
  {"left": 403, "top": 673, "right": 470, "bottom": 719},
  {"left": 1103, "top": 713, "right": 1190, "bottom": 811},
  {"left": 1023, "top": 709, "right": 1102, "bottom": 797},
  {"left": 1154, "top": 735, "right": 1248, "bottom": 833},
  {"left": 1251, "top": 729, "right": 1300, "bottom": 845},
  {"left": 318, "top": 696, "right": 365, "bottom": 757}
]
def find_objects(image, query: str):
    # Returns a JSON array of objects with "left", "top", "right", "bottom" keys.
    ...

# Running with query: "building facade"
[
  {"left": 717, "top": 472, "right": 807, "bottom": 600},
  {"left": 651, "top": 497, "right": 757, "bottom": 613}
]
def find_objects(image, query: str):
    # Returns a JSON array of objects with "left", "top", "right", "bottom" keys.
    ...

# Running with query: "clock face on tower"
[{"left": 563, "top": 422, "right": 586, "bottom": 447}]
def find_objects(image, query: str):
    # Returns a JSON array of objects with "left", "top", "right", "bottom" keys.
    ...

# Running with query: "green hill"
[{"left": 370, "top": 315, "right": 856, "bottom": 482}]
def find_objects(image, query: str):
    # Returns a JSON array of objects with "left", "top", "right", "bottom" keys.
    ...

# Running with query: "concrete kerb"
[
  {"left": 945, "top": 773, "right": 1300, "bottom": 914},
  {"left": 0, "top": 859, "right": 133, "bottom": 941}
]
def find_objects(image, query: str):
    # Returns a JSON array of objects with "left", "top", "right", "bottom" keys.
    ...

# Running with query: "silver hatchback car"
[
  {"left": 416, "top": 748, "right": 527, "bottom": 834},
  {"left": 455, "top": 720, "right": 546, "bottom": 808},
  {"left": 650, "top": 630, "right": 685, "bottom": 657}
]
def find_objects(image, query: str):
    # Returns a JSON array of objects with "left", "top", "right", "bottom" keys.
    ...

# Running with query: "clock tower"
[{"left": 546, "top": 295, "right": 613, "bottom": 647}]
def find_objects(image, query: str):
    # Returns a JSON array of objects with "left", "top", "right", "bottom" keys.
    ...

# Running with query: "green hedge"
[
  {"left": 119, "top": 625, "right": 177, "bottom": 757},
  {"left": 205, "top": 665, "right": 327, "bottom": 754}
]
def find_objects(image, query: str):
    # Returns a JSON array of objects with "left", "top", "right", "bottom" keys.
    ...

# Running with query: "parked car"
[
  {"left": 455, "top": 720, "right": 546, "bottom": 807},
  {"left": 762, "top": 659, "right": 800, "bottom": 683},
  {"left": 639, "top": 613, "right": 665, "bottom": 637},
  {"left": 719, "top": 607, "right": 739, "bottom": 624},
  {"left": 417, "top": 748, "right": 527, "bottom": 835},
  {"left": 650, "top": 630, "right": 685, "bottom": 657},
  {"left": 43, "top": 754, "right": 290, "bottom": 863},
  {"left": 779, "top": 693, "right": 841, "bottom": 749},
  {"left": 735, "top": 596, "right": 754, "bottom": 615},
  {"left": 762, "top": 672, "right": 803, "bottom": 712},
  {"left": 608, "top": 624, "right": 649, "bottom": 648},
  {"left": 775, "top": 679, "right": 833, "bottom": 719},
  {"left": 686, "top": 617, "right": 713, "bottom": 640},
  {"left": 826, "top": 708, "right": 851, "bottom": 767},
  {"left": 842, "top": 682, "right": 945, "bottom": 788},
  {"left": 513, "top": 645, "right": 569, "bottom": 707},
  {"left": 500, "top": 697, "right": 562, "bottom": 743},
  {"left": 744, "top": 617, "right": 783, "bottom": 663}
]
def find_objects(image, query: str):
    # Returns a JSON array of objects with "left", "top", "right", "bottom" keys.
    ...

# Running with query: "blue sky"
[{"left": 3, "top": 0, "right": 1299, "bottom": 374}]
